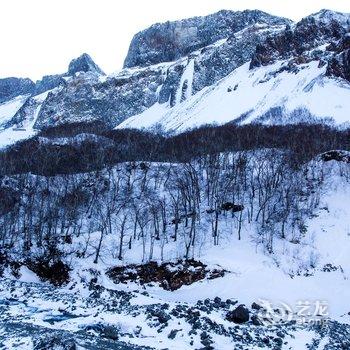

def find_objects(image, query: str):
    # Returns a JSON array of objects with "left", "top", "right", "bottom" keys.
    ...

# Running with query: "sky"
[{"left": 1, "top": 0, "right": 349, "bottom": 80}]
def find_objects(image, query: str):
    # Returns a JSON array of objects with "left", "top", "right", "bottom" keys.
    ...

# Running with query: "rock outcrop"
[
  {"left": 250, "top": 10, "right": 348, "bottom": 69},
  {"left": 68, "top": 53, "right": 105, "bottom": 76},
  {"left": 34, "top": 12, "right": 290, "bottom": 129},
  {"left": 326, "top": 34, "right": 350, "bottom": 82},
  {"left": 124, "top": 9, "right": 291, "bottom": 68},
  {"left": 0, "top": 77, "right": 35, "bottom": 104}
]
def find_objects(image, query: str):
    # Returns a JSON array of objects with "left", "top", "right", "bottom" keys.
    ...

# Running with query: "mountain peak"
[
  {"left": 309, "top": 9, "right": 350, "bottom": 28},
  {"left": 67, "top": 53, "right": 105, "bottom": 76},
  {"left": 123, "top": 10, "right": 291, "bottom": 68}
]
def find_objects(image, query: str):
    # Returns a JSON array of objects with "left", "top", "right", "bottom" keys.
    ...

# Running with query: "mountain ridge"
[{"left": 0, "top": 9, "right": 349, "bottom": 148}]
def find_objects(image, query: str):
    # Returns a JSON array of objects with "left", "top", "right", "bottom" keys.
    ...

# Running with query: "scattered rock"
[
  {"left": 251, "top": 302, "right": 262, "bottom": 310},
  {"left": 251, "top": 315, "right": 264, "bottom": 326},
  {"left": 168, "top": 329, "right": 181, "bottom": 339},
  {"left": 107, "top": 260, "right": 226, "bottom": 291},
  {"left": 226, "top": 304, "right": 250, "bottom": 324},
  {"left": 33, "top": 334, "right": 76, "bottom": 350}
]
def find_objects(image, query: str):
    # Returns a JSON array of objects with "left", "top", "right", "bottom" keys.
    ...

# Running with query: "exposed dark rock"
[
  {"left": 320, "top": 150, "right": 350, "bottom": 163},
  {"left": 251, "top": 315, "right": 264, "bottom": 326},
  {"left": 107, "top": 260, "right": 226, "bottom": 291},
  {"left": 34, "top": 74, "right": 67, "bottom": 95},
  {"left": 326, "top": 35, "right": 350, "bottom": 82},
  {"left": 226, "top": 304, "right": 250, "bottom": 324},
  {"left": 85, "top": 323, "right": 120, "bottom": 340},
  {"left": 26, "top": 259, "right": 70, "bottom": 286},
  {"left": 124, "top": 10, "right": 290, "bottom": 68},
  {"left": 0, "top": 77, "right": 35, "bottom": 104},
  {"left": 322, "top": 263, "right": 338, "bottom": 272},
  {"left": 33, "top": 334, "right": 76, "bottom": 350},
  {"left": 146, "top": 305, "right": 171, "bottom": 324},
  {"left": 168, "top": 329, "right": 181, "bottom": 339},
  {"left": 34, "top": 66, "right": 163, "bottom": 128},
  {"left": 221, "top": 202, "right": 244, "bottom": 212},
  {"left": 251, "top": 302, "right": 262, "bottom": 310},
  {"left": 250, "top": 12, "right": 347, "bottom": 69},
  {"left": 68, "top": 53, "right": 105, "bottom": 76}
]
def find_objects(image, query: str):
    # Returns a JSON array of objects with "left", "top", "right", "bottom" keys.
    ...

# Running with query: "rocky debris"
[
  {"left": 226, "top": 304, "right": 250, "bottom": 324},
  {"left": 33, "top": 333, "right": 77, "bottom": 350},
  {"left": 320, "top": 150, "right": 350, "bottom": 163},
  {"left": 1, "top": 278, "right": 350, "bottom": 350},
  {"left": 167, "top": 329, "right": 181, "bottom": 339},
  {"left": 26, "top": 259, "right": 71, "bottom": 286},
  {"left": 251, "top": 314, "right": 264, "bottom": 326},
  {"left": 124, "top": 9, "right": 290, "bottom": 68},
  {"left": 107, "top": 260, "right": 226, "bottom": 291},
  {"left": 0, "top": 77, "right": 35, "bottom": 104},
  {"left": 85, "top": 323, "right": 121, "bottom": 340},
  {"left": 146, "top": 304, "right": 172, "bottom": 326},
  {"left": 251, "top": 302, "right": 263, "bottom": 310},
  {"left": 322, "top": 263, "right": 339, "bottom": 272}
]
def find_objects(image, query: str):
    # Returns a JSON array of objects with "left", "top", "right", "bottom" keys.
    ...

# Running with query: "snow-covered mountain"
[
  {"left": 0, "top": 9, "right": 349, "bottom": 144},
  {"left": 119, "top": 9, "right": 350, "bottom": 131},
  {"left": 1, "top": 9, "right": 350, "bottom": 349}
]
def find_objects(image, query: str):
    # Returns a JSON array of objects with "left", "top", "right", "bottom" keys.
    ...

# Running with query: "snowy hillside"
[
  {"left": 118, "top": 59, "right": 350, "bottom": 132},
  {"left": 0, "top": 90, "right": 54, "bottom": 148},
  {"left": 1, "top": 155, "right": 350, "bottom": 349}
]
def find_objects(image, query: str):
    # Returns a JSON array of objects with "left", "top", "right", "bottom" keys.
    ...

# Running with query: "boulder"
[{"left": 226, "top": 304, "right": 250, "bottom": 324}]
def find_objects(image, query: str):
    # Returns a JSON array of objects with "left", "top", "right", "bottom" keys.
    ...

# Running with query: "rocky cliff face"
[
  {"left": 326, "top": 34, "right": 350, "bottom": 81},
  {"left": 0, "top": 53, "right": 104, "bottom": 106},
  {"left": 0, "top": 54, "right": 105, "bottom": 135},
  {"left": 124, "top": 10, "right": 291, "bottom": 68},
  {"left": 33, "top": 11, "right": 290, "bottom": 129},
  {"left": 250, "top": 10, "right": 350, "bottom": 79}
]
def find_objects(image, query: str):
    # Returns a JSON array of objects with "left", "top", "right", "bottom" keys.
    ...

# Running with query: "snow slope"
[
  {"left": 118, "top": 59, "right": 350, "bottom": 132},
  {"left": 0, "top": 95, "right": 28, "bottom": 127},
  {"left": 131, "top": 166, "right": 350, "bottom": 323},
  {"left": 0, "top": 90, "right": 51, "bottom": 149}
]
